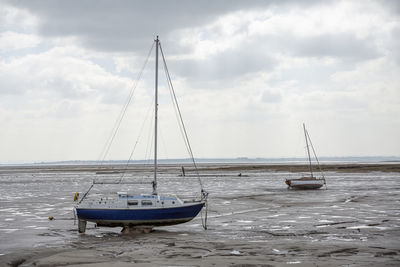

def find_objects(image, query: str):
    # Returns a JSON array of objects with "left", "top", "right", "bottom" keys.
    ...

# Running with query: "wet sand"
[
  {"left": 1, "top": 162, "right": 400, "bottom": 174},
  {"left": 1, "top": 163, "right": 399, "bottom": 266}
]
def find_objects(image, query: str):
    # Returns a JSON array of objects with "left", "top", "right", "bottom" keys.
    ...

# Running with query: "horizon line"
[{"left": 1, "top": 155, "right": 400, "bottom": 165}]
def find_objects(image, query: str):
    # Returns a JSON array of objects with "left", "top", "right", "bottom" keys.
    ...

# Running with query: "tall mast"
[
  {"left": 153, "top": 36, "right": 159, "bottom": 195},
  {"left": 303, "top": 123, "right": 313, "bottom": 177}
]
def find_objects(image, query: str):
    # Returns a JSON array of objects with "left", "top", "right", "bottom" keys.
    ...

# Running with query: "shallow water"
[{"left": 0, "top": 165, "right": 399, "bottom": 265}]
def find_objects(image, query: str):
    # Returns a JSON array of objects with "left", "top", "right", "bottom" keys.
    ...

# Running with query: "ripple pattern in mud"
[{"left": 0, "top": 165, "right": 399, "bottom": 266}]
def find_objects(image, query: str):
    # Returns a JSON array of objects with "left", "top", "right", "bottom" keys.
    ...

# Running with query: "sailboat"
[
  {"left": 75, "top": 36, "right": 207, "bottom": 233},
  {"left": 285, "top": 124, "right": 327, "bottom": 190}
]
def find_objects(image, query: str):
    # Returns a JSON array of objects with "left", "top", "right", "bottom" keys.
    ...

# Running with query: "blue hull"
[{"left": 76, "top": 202, "right": 205, "bottom": 227}]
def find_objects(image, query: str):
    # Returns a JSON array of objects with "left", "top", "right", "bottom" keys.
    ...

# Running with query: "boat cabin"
[{"left": 117, "top": 192, "right": 182, "bottom": 208}]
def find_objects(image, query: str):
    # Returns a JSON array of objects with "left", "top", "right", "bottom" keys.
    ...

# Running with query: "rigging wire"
[
  {"left": 305, "top": 129, "right": 327, "bottom": 189},
  {"left": 288, "top": 126, "right": 304, "bottom": 179},
  {"left": 144, "top": 109, "right": 155, "bottom": 171},
  {"left": 80, "top": 38, "right": 208, "bottom": 205},
  {"left": 200, "top": 199, "right": 208, "bottom": 230},
  {"left": 159, "top": 52, "right": 190, "bottom": 158},
  {"left": 158, "top": 124, "right": 170, "bottom": 161},
  {"left": 118, "top": 98, "right": 155, "bottom": 183},
  {"left": 99, "top": 42, "right": 155, "bottom": 164},
  {"left": 305, "top": 129, "right": 324, "bottom": 177},
  {"left": 159, "top": 42, "right": 206, "bottom": 198},
  {"left": 79, "top": 41, "right": 155, "bottom": 203}
]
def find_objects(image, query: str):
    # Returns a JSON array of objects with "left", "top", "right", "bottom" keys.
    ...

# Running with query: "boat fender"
[{"left": 74, "top": 192, "right": 79, "bottom": 201}]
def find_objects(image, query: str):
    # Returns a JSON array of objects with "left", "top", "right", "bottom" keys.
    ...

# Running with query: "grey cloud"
[
  {"left": 252, "top": 31, "right": 381, "bottom": 64},
  {"left": 6, "top": 0, "right": 324, "bottom": 54},
  {"left": 162, "top": 31, "right": 380, "bottom": 89},
  {"left": 167, "top": 47, "right": 277, "bottom": 87},
  {"left": 261, "top": 90, "right": 281, "bottom": 103},
  {"left": 390, "top": 26, "right": 400, "bottom": 65},
  {"left": 280, "top": 33, "right": 381, "bottom": 62},
  {"left": 171, "top": 30, "right": 380, "bottom": 87},
  {"left": 383, "top": 0, "right": 400, "bottom": 15},
  {"left": 2, "top": 0, "right": 386, "bottom": 89}
]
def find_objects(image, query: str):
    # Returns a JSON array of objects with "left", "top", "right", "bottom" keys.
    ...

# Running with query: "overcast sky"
[{"left": 0, "top": 0, "right": 399, "bottom": 163}]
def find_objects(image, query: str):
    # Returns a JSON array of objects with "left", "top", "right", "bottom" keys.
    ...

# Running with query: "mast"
[
  {"left": 303, "top": 123, "right": 313, "bottom": 177},
  {"left": 153, "top": 36, "right": 159, "bottom": 195}
]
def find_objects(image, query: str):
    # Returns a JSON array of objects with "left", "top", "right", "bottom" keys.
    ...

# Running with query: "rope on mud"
[
  {"left": 201, "top": 199, "right": 208, "bottom": 230},
  {"left": 73, "top": 208, "right": 77, "bottom": 225}
]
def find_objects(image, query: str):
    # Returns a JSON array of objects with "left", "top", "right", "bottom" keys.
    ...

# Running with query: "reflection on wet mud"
[{"left": 0, "top": 164, "right": 399, "bottom": 266}]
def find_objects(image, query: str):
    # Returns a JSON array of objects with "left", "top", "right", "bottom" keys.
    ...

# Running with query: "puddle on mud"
[{"left": 0, "top": 165, "right": 399, "bottom": 265}]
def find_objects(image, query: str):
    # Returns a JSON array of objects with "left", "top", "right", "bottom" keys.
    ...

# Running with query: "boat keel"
[
  {"left": 121, "top": 226, "right": 153, "bottom": 234},
  {"left": 78, "top": 219, "right": 87, "bottom": 233}
]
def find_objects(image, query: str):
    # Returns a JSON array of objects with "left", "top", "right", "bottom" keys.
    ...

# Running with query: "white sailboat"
[
  {"left": 75, "top": 36, "right": 208, "bottom": 233},
  {"left": 285, "top": 124, "right": 327, "bottom": 190}
]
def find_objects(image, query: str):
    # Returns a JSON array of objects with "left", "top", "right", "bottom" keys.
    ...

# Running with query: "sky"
[{"left": 0, "top": 0, "right": 399, "bottom": 163}]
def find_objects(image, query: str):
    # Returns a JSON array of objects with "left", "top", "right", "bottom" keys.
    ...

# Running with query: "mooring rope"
[{"left": 200, "top": 199, "right": 208, "bottom": 230}]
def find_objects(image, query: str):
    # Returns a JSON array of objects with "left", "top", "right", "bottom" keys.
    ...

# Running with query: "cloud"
[
  {"left": 0, "top": 46, "right": 134, "bottom": 107},
  {"left": 383, "top": 0, "right": 400, "bottom": 15},
  {"left": 168, "top": 47, "right": 277, "bottom": 87},
  {"left": 4, "top": 0, "right": 385, "bottom": 84},
  {"left": 286, "top": 33, "right": 381, "bottom": 62},
  {"left": 261, "top": 89, "right": 281, "bottom": 103},
  {"left": 5, "top": 0, "right": 326, "bottom": 53},
  {"left": 0, "top": 3, "right": 38, "bottom": 32},
  {"left": 5, "top": 0, "right": 254, "bottom": 52},
  {"left": 0, "top": 31, "right": 41, "bottom": 52},
  {"left": 0, "top": 0, "right": 399, "bottom": 161}
]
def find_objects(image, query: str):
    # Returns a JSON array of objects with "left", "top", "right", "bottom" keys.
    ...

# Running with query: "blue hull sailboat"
[
  {"left": 76, "top": 194, "right": 205, "bottom": 231},
  {"left": 75, "top": 36, "right": 207, "bottom": 233}
]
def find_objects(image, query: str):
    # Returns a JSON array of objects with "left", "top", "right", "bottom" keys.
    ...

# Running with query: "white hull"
[
  {"left": 284, "top": 124, "right": 327, "bottom": 190},
  {"left": 286, "top": 178, "right": 325, "bottom": 189}
]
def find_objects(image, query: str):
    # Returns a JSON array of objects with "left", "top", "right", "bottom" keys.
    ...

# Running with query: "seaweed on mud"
[
  {"left": 8, "top": 258, "right": 26, "bottom": 267},
  {"left": 374, "top": 251, "right": 398, "bottom": 257},
  {"left": 230, "top": 264, "right": 274, "bottom": 267},
  {"left": 253, "top": 230, "right": 328, "bottom": 237},
  {"left": 314, "top": 220, "right": 358, "bottom": 226},
  {"left": 318, "top": 248, "right": 359, "bottom": 257}
]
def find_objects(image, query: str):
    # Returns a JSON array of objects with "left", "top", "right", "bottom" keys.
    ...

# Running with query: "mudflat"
[{"left": 0, "top": 163, "right": 399, "bottom": 266}]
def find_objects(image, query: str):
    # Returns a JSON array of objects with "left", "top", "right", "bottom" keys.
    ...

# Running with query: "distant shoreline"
[
  {"left": 0, "top": 162, "right": 399, "bottom": 173},
  {"left": 1, "top": 156, "right": 400, "bottom": 166},
  {"left": 198, "top": 163, "right": 400, "bottom": 173}
]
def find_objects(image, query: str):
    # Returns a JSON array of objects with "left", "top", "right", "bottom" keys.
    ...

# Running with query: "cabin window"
[
  {"left": 172, "top": 201, "right": 175, "bottom": 204},
  {"left": 127, "top": 200, "right": 138, "bottom": 206},
  {"left": 141, "top": 200, "right": 153, "bottom": 206}
]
